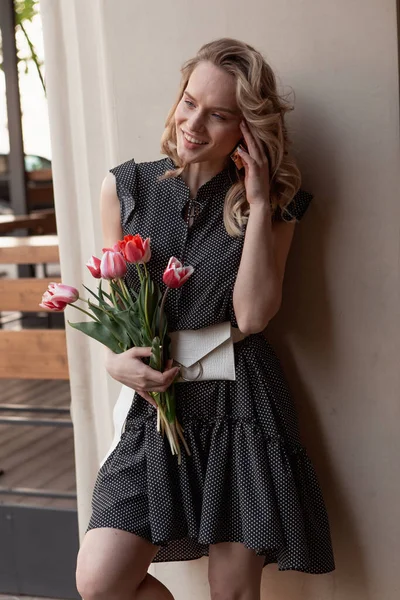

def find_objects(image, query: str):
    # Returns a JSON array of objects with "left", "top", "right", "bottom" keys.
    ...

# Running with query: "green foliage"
[
  {"left": 110, "top": 308, "right": 143, "bottom": 348},
  {"left": 14, "top": 0, "right": 38, "bottom": 24},
  {"left": 87, "top": 300, "right": 131, "bottom": 350},
  {"left": 68, "top": 320, "right": 123, "bottom": 354},
  {"left": 0, "top": 0, "right": 45, "bottom": 95}
]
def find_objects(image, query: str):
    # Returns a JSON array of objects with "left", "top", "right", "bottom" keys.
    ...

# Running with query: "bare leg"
[
  {"left": 76, "top": 527, "right": 174, "bottom": 599},
  {"left": 135, "top": 573, "right": 174, "bottom": 599},
  {"left": 208, "top": 541, "right": 265, "bottom": 600}
]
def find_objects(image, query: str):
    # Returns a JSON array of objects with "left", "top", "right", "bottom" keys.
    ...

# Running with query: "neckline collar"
[{"left": 165, "top": 157, "right": 235, "bottom": 206}]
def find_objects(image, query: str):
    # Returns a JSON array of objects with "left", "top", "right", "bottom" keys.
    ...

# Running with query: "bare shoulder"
[
  {"left": 100, "top": 172, "right": 122, "bottom": 245},
  {"left": 101, "top": 171, "right": 118, "bottom": 202}
]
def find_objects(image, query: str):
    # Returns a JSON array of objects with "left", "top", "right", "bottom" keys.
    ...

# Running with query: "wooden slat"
[
  {"left": 0, "top": 330, "right": 69, "bottom": 379},
  {"left": 0, "top": 210, "right": 56, "bottom": 235},
  {"left": 0, "top": 277, "right": 61, "bottom": 311},
  {"left": 0, "top": 378, "right": 70, "bottom": 406},
  {"left": 0, "top": 430, "right": 73, "bottom": 488},
  {"left": 26, "top": 184, "right": 54, "bottom": 211},
  {"left": 0, "top": 235, "right": 59, "bottom": 264}
]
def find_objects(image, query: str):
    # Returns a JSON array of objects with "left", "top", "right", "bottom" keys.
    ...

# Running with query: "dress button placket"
[{"left": 173, "top": 192, "right": 192, "bottom": 327}]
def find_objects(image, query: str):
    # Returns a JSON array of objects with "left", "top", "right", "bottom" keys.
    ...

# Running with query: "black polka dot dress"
[{"left": 87, "top": 157, "right": 335, "bottom": 573}]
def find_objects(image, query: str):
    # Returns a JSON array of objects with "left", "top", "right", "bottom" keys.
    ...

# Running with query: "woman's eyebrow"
[{"left": 184, "top": 91, "right": 239, "bottom": 115}]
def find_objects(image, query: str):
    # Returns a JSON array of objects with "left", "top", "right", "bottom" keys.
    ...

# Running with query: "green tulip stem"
[
  {"left": 143, "top": 274, "right": 151, "bottom": 334},
  {"left": 111, "top": 280, "right": 129, "bottom": 309},
  {"left": 87, "top": 300, "right": 113, "bottom": 316},
  {"left": 110, "top": 287, "right": 119, "bottom": 308},
  {"left": 120, "top": 279, "right": 131, "bottom": 302},
  {"left": 159, "top": 288, "right": 169, "bottom": 341},
  {"left": 82, "top": 293, "right": 119, "bottom": 314},
  {"left": 135, "top": 263, "right": 144, "bottom": 284},
  {"left": 69, "top": 303, "right": 101, "bottom": 323}
]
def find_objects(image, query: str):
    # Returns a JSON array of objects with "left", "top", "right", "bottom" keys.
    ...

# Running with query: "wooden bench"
[
  {"left": 0, "top": 235, "right": 69, "bottom": 380},
  {"left": 0, "top": 209, "right": 56, "bottom": 235},
  {"left": 0, "top": 234, "right": 59, "bottom": 264},
  {"left": 0, "top": 235, "right": 73, "bottom": 512}
]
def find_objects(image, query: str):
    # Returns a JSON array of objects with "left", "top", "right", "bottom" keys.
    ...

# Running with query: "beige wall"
[{"left": 41, "top": 0, "right": 400, "bottom": 598}]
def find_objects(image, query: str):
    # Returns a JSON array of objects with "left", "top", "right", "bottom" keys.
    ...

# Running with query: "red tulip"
[
  {"left": 116, "top": 234, "right": 151, "bottom": 264},
  {"left": 163, "top": 257, "right": 194, "bottom": 289},
  {"left": 86, "top": 255, "right": 102, "bottom": 278},
  {"left": 100, "top": 250, "right": 127, "bottom": 280},
  {"left": 39, "top": 282, "right": 79, "bottom": 311}
]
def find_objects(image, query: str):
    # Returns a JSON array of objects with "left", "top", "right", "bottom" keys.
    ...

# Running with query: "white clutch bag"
[{"left": 169, "top": 321, "right": 247, "bottom": 382}]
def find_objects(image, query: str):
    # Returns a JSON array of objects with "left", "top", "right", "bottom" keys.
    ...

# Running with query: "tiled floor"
[{"left": 0, "top": 379, "right": 76, "bottom": 509}]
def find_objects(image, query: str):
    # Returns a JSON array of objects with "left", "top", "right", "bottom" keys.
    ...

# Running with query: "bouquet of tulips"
[{"left": 40, "top": 234, "right": 194, "bottom": 463}]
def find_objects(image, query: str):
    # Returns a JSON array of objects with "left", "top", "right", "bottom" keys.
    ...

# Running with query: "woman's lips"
[{"left": 181, "top": 130, "right": 208, "bottom": 149}]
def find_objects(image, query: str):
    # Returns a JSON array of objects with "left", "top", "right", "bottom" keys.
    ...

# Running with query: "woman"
[{"left": 76, "top": 38, "right": 335, "bottom": 600}]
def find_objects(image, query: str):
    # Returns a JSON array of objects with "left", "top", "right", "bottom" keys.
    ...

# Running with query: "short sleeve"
[
  {"left": 273, "top": 188, "right": 313, "bottom": 223},
  {"left": 109, "top": 159, "right": 137, "bottom": 232}
]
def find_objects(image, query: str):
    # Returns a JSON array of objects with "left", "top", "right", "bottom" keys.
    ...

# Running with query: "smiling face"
[{"left": 174, "top": 61, "right": 242, "bottom": 168}]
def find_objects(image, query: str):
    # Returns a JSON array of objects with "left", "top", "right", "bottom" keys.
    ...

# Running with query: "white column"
[{"left": 40, "top": 0, "right": 121, "bottom": 533}]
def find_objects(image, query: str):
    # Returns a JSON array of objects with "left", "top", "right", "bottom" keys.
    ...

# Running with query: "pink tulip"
[
  {"left": 163, "top": 257, "right": 194, "bottom": 289},
  {"left": 115, "top": 234, "right": 151, "bottom": 264},
  {"left": 86, "top": 255, "right": 102, "bottom": 278},
  {"left": 101, "top": 243, "right": 120, "bottom": 253},
  {"left": 39, "top": 282, "right": 79, "bottom": 311},
  {"left": 100, "top": 250, "right": 127, "bottom": 280}
]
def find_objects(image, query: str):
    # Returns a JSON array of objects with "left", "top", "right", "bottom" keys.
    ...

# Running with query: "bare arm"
[
  {"left": 233, "top": 204, "right": 295, "bottom": 334},
  {"left": 100, "top": 172, "right": 123, "bottom": 248}
]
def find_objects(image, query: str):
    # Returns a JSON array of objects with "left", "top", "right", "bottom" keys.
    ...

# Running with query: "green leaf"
[
  {"left": 98, "top": 280, "right": 105, "bottom": 301},
  {"left": 88, "top": 300, "right": 130, "bottom": 348},
  {"left": 152, "top": 304, "right": 168, "bottom": 342},
  {"left": 82, "top": 283, "right": 100, "bottom": 302},
  {"left": 163, "top": 332, "right": 172, "bottom": 364},
  {"left": 149, "top": 336, "right": 162, "bottom": 371},
  {"left": 97, "top": 280, "right": 128, "bottom": 311},
  {"left": 147, "top": 280, "right": 161, "bottom": 326},
  {"left": 109, "top": 280, "right": 132, "bottom": 309},
  {"left": 112, "top": 310, "right": 142, "bottom": 347},
  {"left": 15, "top": 0, "right": 38, "bottom": 24},
  {"left": 137, "top": 280, "right": 145, "bottom": 315},
  {"left": 68, "top": 320, "right": 122, "bottom": 353}
]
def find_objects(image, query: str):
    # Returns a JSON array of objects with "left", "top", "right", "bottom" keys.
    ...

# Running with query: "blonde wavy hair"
[{"left": 161, "top": 38, "right": 301, "bottom": 237}]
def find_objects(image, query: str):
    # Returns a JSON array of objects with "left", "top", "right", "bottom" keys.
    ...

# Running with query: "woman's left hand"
[{"left": 238, "top": 121, "right": 271, "bottom": 207}]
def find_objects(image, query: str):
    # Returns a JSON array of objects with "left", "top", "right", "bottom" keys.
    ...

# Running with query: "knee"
[
  {"left": 76, "top": 561, "right": 105, "bottom": 600},
  {"left": 76, "top": 548, "right": 120, "bottom": 600},
  {"left": 209, "top": 577, "right": 245, "bottom": 600},
  {"left": 210, "top": 590, "right": 242, "bottom": 600},
  {"left": 76, "top": 572, "right": 104, "bottom": 600},
  {"left": 76, "top": 568, "right": 127, "bottom": 600}
]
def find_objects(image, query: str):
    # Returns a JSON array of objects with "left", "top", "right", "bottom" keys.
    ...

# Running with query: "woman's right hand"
[{"left": 104, "top": 346, "right": 180, "bottom": 407}]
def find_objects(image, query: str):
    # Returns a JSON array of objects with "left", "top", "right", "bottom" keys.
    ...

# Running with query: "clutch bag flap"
[{"left": 169, "top": 321, "right": 236, "bottom": 381}]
